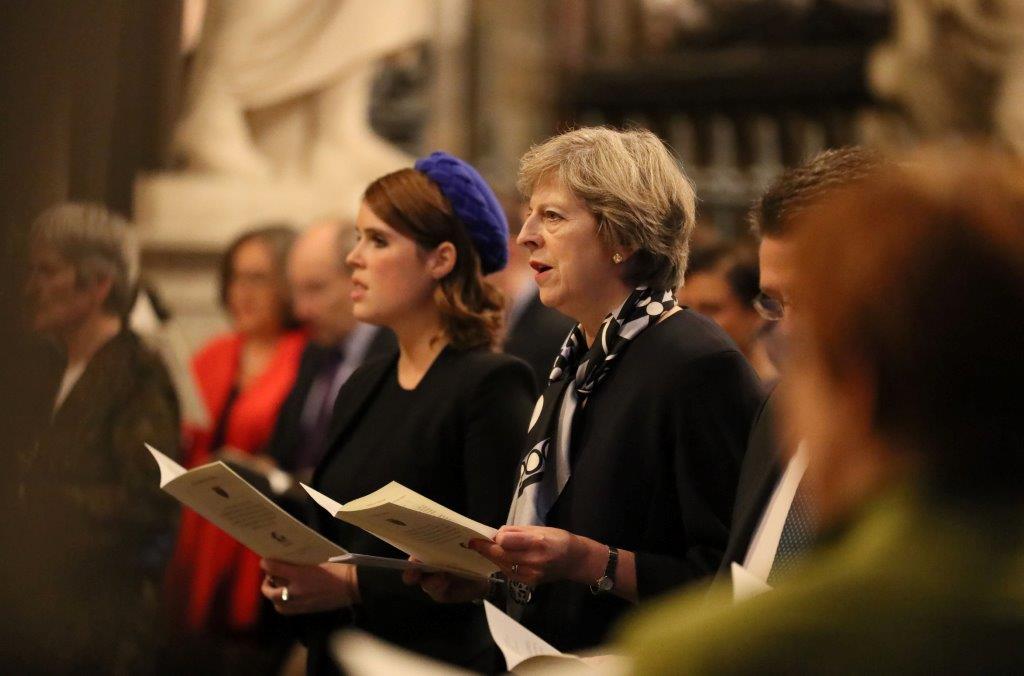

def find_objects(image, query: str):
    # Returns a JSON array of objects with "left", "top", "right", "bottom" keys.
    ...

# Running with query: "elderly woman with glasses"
[{"left": 409, "top": 127, "right": 764, "bottom": 654}]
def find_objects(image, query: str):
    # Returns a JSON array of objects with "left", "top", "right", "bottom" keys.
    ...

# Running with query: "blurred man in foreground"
[{"left": 619, "top": 147, "right": 1024, "bottom": 673}]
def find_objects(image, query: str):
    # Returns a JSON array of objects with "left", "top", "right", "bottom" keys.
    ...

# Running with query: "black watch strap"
[{"left": 589, "top": 545, "right": 619, "bottom": 594}]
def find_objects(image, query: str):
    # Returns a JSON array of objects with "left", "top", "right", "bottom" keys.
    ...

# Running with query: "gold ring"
[{"left": 281, "top": 587, "right": 290, "bottom": 603}]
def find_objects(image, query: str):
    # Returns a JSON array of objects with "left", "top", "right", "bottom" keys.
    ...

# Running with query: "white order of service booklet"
[
  {"left": 146, "top": 443, "right": 486, "bottom": 576},
  {"left": 303, "top": 481, "right": 499, "bottom": 579}
]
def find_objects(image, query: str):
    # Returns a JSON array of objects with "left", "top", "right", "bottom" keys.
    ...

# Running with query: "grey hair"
[
  {"left": 517, "top": 127, "right": 698, "bottom": 289},
  {"left": 30, "top": 202, "right": 138, "bottom": 316}
]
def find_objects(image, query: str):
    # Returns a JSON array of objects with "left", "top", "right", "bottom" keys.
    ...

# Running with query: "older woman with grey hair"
[
  {"left": 15, "top": 202, "right": 180, "bottom": 674},
  {"left": 409, "top": 127, "right": 763, "bottom": 653}
]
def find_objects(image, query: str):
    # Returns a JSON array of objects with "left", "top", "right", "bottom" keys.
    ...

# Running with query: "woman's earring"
[{"left": 612, "top": 253, "right": 623, "bottom": 264}]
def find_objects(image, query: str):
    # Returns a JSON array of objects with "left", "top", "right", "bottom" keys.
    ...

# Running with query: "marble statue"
[
  {"left": 870, "top": 0, "right": 1024, "bottom": 156},
  {"left": 135, "top": 0, "right": 434, "bottom": 254}
]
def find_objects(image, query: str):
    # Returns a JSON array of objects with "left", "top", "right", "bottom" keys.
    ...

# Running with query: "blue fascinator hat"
[{"left": 414, "top": 151, "right": 509, "bottom": 274}]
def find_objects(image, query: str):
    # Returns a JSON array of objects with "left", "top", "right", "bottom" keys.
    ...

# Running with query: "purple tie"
[{"left": 294, "top": 348, "right": 344, "bottom": 472}]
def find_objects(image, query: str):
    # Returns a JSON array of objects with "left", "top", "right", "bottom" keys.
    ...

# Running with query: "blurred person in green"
[{"left": 617, "top": 147, "right": 1024, "bottom": 674}]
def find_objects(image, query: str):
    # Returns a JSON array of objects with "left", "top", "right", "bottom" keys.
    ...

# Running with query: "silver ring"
[
  {"left": 280, "top": 586, "right": 290, "bottom": 603},
  {"left": 510, "top": 563, "right": 519, "bottom": 575}
]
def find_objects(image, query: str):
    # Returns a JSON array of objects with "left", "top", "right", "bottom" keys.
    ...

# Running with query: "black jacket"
[
  {"left": 503, "top": 293, "right": 574, "bottom": 388},
  {"left": 302, "top": 346, "right": 536, "bottom": 674},
  {"left": 517, "top": 310, "right": 763, "bottom": 652},
  {"left": 717, "top": 388, "right": 784, "bottom": 578}
]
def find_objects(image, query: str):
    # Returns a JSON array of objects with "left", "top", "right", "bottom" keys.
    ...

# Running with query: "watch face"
[{"left": 597, "top": 576, "right": 613, "bottom": 591}]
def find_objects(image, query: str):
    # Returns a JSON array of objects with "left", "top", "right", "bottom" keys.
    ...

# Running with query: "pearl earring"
[{"left": 612, "top": 253, "right": 623, "bottom": 264}]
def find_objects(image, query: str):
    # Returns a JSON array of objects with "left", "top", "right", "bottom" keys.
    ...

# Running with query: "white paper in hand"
[
  {"left": 331, "top": 629, "right": 472, "bottom": 676},
  {"left": 302, "top": 481, "right": 498, "bottom": 578},
  {"left": 484, "top": 600, "right": 582, "bottom": 671},
  {"left": 303, "top": 483, "right": 346, "bottom": 514},
  {"left": 146, "top": 443, "right": 187, "bottom": 486},
  {"left": 146, "top": 443, "right": 346, "bottom": 564},
  {"left": 731, "top": 562, "right": 772, "bottom": 603}
]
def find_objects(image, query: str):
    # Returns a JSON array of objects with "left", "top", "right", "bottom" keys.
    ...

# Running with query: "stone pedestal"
[{"left": 134, "top": 172, "right": 367, "bottom": 251}]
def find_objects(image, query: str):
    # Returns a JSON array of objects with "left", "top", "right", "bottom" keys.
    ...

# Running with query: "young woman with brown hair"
[{"left": 259, "top": 153, "right": 536, "bottom": 673}]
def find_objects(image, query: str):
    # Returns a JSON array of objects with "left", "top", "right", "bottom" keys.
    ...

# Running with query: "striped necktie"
[{"left": 767, "top": 480, "right": 814, "bottom": 584}]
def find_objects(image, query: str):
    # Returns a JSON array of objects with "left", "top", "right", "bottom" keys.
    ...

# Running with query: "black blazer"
[
  {"left": 302, "top": 346, "right": 536, "bottom": 675},
  {"left": 268, "top": 328, "right": 396, "bottom": 472},
  {"left": 717, "top": 387, "right": 784, "bottom": 578},
  {"left": 517, "top": 309, "right": 764, "bottom": 653},
  {"left": 503, "top": 293, "right": 574, "bottom": 388}
]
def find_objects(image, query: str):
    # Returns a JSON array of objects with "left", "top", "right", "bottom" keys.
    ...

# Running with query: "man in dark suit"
[
  {"left": 265, "top": 219, "right": 395, "bottom": 482},
  {"left": 720, "top": 147, "right": 882, "bottom": 590}
]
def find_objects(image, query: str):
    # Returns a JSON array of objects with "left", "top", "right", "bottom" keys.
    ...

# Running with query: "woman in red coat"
[{"left": 166, "top": 224, "right": 305, "bottom": 669}]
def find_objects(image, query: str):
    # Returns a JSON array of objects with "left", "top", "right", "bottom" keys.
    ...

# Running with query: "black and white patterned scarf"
[{"left": 505, "top": 287, "right": 676, "bottom": 605}]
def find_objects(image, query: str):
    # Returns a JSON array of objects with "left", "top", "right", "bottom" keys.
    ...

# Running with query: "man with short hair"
[
  {"left": 719, "top": 147, "right": 882, "bottom": 589},
  {"left": 678, "top": 241, "right": 776, "bottom": 384},
  {"left": 265, "top": 219, "right": 395, "bottom": 481}
]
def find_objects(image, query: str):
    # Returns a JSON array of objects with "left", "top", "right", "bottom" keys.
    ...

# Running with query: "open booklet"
[
  {"left": 483, "top": 602, "right": 629, "bottom": 674},
  {"left": 303, "top": 481, "right": 499, "bottom": 579},
  {"left": 146, "top": 443, "right": 474, "bottom": 575},
  {"left": 484, "top": 600, "right": 582, "bottom": 671}
]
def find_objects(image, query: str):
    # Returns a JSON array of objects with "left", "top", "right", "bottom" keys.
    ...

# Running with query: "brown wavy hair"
[{"left": 363, "top": 168, "right": 505, "bottom": 350}]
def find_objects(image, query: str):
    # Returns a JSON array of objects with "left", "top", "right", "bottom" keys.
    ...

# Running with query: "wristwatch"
[{"left": 590, "top": 545, "right": 619, "bottom": 594}]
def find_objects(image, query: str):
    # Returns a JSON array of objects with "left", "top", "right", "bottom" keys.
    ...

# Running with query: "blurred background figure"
[
  {"left": 12, "top": 202, "right": 180, "bottom": 675},
  {"left": 265, "top": 218, "right": 396, "bottom": 486},
  {"left": 164, "top": 224, "right": 305, "bottom": 674},
  {"left": 620, "top": 146, "right": 1024, "bottom": 673},
  {"left": 869, "top": 0, "right": 1024, "bottom": 155},
  {"left": 678, "top": 240, "right": 778, "bottom": 385},
  {"left": 490, "top": 195, "right": 575, "bottom": 387},
  {"left": 173, "top": 0, "right": 430, "bottom": 182}
]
